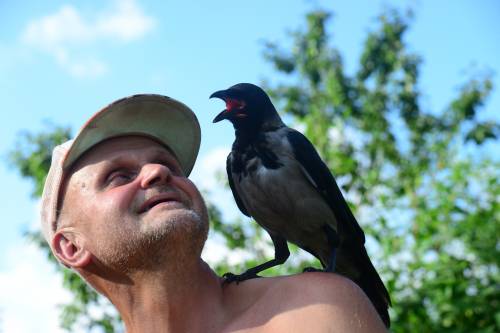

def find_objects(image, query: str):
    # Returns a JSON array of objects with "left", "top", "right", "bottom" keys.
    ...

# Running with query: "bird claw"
[
  {"left": 303, "top": 266, "right": 323, "bottom": 273},
  {"left": 222, "top": 271, "right": 261, "bottom": 285}
]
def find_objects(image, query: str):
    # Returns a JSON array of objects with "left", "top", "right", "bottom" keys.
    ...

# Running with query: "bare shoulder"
[
  {"left": 277, "top": 273, "right": 387, "bottom": 332},
  {"left": 282, "top": 271, "right": 374, "bottom": 303},
  {"left": 224, "top": 273, "right": 388, "bottom": 333}
]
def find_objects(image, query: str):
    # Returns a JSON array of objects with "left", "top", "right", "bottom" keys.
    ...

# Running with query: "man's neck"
[{"left": 99, "top": 259, "right": 227, "bottom": 333}]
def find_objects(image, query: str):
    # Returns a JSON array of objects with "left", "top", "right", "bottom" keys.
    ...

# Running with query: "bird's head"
[{"left": 210, "top": 83, "right": 280, "bottom": 131}]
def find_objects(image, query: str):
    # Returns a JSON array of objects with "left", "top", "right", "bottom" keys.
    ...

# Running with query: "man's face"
[{"left": 58, "top": 136, "right": 208, "bottom": 272}]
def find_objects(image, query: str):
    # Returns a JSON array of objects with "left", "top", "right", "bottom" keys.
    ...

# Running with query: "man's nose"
[{"left": 139, "top": 163, "right": 171, "bottom": 188}]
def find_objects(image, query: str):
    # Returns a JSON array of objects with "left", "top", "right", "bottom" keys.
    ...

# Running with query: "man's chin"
[
  {"left": 95, "top": 209, "right": 209, "bottom": 273},
  {"left": 140, "top": 207, "right": 202, "bottom": 229},
  {"left": 127, "top": 210, "right": 208, "bottom": 270},
  {"left": 139, "top": 209, "right": 208, "bottom": 248}
]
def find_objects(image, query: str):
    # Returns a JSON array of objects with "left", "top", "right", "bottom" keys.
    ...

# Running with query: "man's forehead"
[{"left": 70, "top": 135, "right": 176, "bottom": 172}]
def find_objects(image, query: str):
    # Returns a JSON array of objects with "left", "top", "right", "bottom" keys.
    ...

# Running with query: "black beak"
[
  {"left": 209, "top": 90, "right": 228, "bottom": 100},
  {"left": 210, "top": 89, "right": 229, "bottom": 123},
  {"left": 213, "top": 109, "right": 229, "bottom": 123}
]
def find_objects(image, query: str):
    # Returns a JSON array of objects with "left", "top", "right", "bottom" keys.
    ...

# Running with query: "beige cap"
[{"left": 40, "top": 94, "right": 201, "bottom": 246}]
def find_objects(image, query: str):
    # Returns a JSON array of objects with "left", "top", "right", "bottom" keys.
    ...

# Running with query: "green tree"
[
  {"left": 262, "top": 9, "right": 499, "bottom": 332},
  {"left": 8, "top": 9, "right": 499, "bottom": 332}
]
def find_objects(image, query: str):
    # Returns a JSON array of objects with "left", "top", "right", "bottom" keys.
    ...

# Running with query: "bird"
[{"left": 210, "top": 82, "right": 391, "bottom": 327}]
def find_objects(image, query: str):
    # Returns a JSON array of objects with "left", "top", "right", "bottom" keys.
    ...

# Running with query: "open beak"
[
  {"left": 209, "top": 90, "right": 228, "bottom": 100},
  {"left": 213, "top": 109, "right": 229, "bottom": 123},
  {"left": 210, "top": 89, "right": 229, "bottom": 123}
]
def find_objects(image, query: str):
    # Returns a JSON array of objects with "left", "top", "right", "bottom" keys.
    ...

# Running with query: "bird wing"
[
  {"left": 226, "top": 153, "right": 251, "bottom": 217},
  {"left": 286, "top": 129, "right": 365, "bottom": 243}
]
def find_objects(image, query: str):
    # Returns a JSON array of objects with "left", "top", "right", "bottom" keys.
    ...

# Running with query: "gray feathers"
[{"left": 228, "top": 127, "right": 337, "bottom": 264}]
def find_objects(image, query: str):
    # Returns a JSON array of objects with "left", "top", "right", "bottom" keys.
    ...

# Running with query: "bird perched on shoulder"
[{"left": 210, "top": 82, "right": 391, "bottom": 327}]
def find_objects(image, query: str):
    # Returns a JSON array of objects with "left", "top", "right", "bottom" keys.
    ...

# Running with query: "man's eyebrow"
[
  {"left": 150, "top": 148, "right": 172, "bottom": 157},
  {"left": 103, "top": 148, "right": 177, "bottom": 165},
  {"left": 151, "top": 150, "right": 182, "bottom": 170},
  {"left": 103, "top": 155, "right": 131, "bottom": 166}
]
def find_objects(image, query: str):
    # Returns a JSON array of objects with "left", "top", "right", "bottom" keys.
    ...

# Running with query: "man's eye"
[
  {"left": 107, "top": 170, "right": 134, "bottom": 186},
  {"left": 154, "top": 159, "right": 182, "bottom": 176}
]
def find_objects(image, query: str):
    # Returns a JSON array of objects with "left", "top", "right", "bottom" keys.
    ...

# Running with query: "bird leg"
[
  {"left": 303, "top": 225, "right": 339, "bottom": 273},
  {"left": 324, "top": 225, "right": 339, "bottom": 272},
  {"left": 325, "top": 246, "right": 337, "bottom": 272},
  {"left": 223, "top": 235, "right": 289, "bottom": 285}
]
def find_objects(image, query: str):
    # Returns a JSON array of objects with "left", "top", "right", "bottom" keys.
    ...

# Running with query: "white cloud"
[
  {"left": 21, "top": 0, "right": 155, "bottom": 78},
  {"left": 191, "top": 146, "right": 230, "bottom": 190},
  {"left": 190, "top": 146, "right": 243, "bottom": 221},
  {"left": 202, "top": 236, "right": 253, "bottom": 266},
  {"left": 96, "top": 0, "right": 155, "bottom": 41},
  {"left": 0, "top": 241, "right": 72, "bottom": 333}
]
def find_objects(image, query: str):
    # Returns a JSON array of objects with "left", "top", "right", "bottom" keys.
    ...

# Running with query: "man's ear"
[{"left": 52, "top": 231, "right": 92, "bottom": 268}]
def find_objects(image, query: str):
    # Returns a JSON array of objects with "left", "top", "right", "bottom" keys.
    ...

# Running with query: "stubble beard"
[{"left": 97, "top": 208, "right": 209, "bottom": 274}]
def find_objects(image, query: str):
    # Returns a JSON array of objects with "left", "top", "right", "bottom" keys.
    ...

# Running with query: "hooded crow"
[{"left": 210, "top": 83, "right": 391, "bottom": 327}]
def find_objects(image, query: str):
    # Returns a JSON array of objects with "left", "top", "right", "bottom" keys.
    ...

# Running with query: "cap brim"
[{"left": 63, "top": 94, "right": 200, "bottom": 176}]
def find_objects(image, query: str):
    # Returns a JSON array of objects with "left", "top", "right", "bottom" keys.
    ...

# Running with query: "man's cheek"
[
  {"left": 189, "top": 189, "right": 208, "bottom": 220},
  {"left": 106, "top": 185, "right": 139, "bottom": 215},
  {"left": 183, "top": 179, "right": 203, "bottom": 202}
]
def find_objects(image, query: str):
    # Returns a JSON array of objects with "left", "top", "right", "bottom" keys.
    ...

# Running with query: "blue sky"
[{"left": 1, "top": 0, "right": 499, "bottom": 331}]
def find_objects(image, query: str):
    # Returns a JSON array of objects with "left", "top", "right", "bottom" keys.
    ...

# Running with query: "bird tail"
[{"left": 336, "top": 242, "right": 391, "bottom": 327}]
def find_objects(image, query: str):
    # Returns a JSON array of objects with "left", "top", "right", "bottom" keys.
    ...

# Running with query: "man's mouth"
[{"left": 138, "top": 193, "right": 183, "bottom": 214}]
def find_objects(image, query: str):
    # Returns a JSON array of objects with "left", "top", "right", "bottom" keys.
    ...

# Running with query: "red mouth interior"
[{"left": 225, "top": 98, "right": 245, "bottom": 111}]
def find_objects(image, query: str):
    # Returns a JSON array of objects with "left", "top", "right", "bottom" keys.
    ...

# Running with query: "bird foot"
[
  {"left": 222, "top": 271, "right": 261, "bottom": 285},
  {"left": 303, "top": 265, "right": 336, "bottom": 273},
  {"left": 302, "top": 266, "right": 323, "bottom": 273}
]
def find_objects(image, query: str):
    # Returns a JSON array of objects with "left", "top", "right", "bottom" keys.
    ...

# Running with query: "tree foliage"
[
  {"left": 8, "top": 8, "right": 499, "bottom": 332},
  {"left": 262, "top": 9, "right": 499, "bottom": 332}
]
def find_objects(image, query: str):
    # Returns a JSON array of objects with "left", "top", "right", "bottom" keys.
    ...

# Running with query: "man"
[{"left": 41, "top": 94, "right": 387, "bottom": 332}]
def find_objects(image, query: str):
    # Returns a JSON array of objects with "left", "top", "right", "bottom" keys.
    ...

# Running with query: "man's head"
[{"left": 40, "top": 94, "right": 207, "bottom": 277}]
